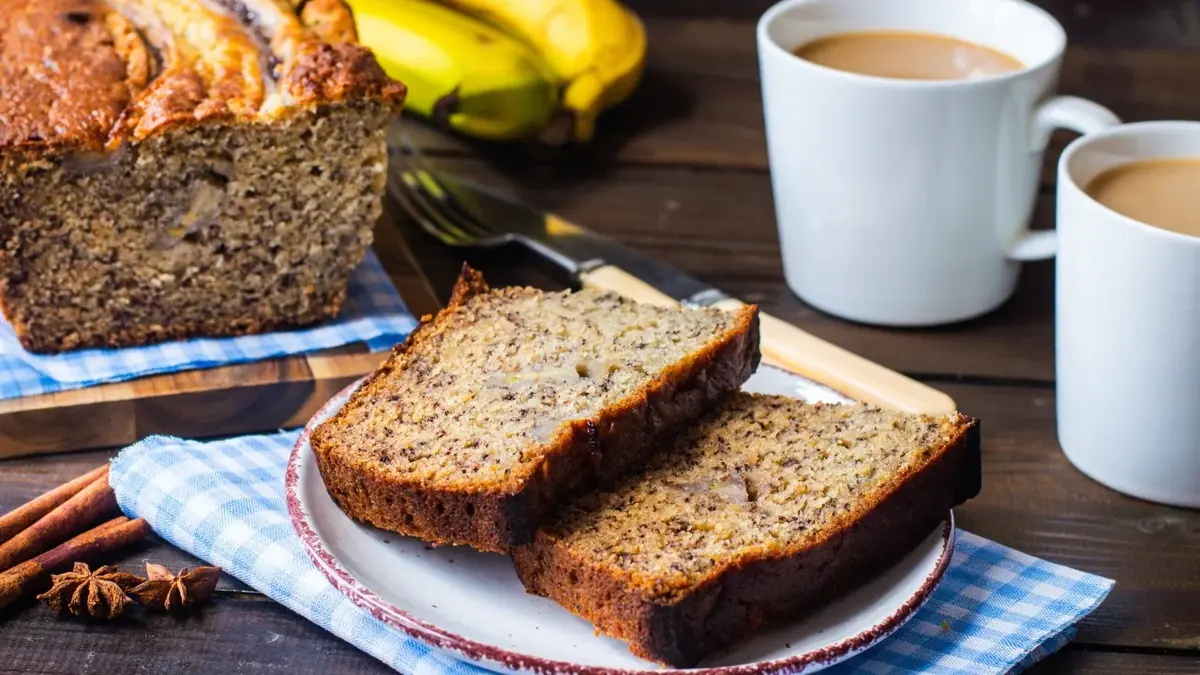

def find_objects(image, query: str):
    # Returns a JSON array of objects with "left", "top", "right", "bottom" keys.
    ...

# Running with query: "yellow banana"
[
  {"left": 434, "top": 0, "right": 647, "bottom": 142},
  {"left": 346, "top": 0, "right": 559, "bottom": 140}
]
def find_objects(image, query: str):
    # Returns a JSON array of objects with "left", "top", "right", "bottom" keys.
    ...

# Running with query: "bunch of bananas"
[{"left": 347, "top": 0, "right": 646, "bottom": 143}]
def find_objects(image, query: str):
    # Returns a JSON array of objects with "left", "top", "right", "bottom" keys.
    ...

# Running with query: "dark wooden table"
[{"left": 3, "top": 0, "right": 1200, "bottom": 672}]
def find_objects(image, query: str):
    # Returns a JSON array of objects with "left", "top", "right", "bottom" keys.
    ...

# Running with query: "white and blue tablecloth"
[
  {"left": 110, "top": 430, "right": 1115, "bottom": 675},
  {"left": 0, "top": 251, "right": 418, "bottom": 400}
]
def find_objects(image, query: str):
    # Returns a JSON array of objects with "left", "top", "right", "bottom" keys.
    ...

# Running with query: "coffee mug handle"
[{"left": 1008, "top": 96, "right": 1122, "bottom": 262}]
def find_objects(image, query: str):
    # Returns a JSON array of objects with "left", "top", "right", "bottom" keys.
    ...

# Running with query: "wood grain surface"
[
  {"left": 1, "top": 384, "right": 1196, "bottom": 672},
  {"left": 1, "top": 0, "right": 1197, "bottom": 672},
  {"left": 3, "top": 606, "right": 1198, "bottom": 675}
]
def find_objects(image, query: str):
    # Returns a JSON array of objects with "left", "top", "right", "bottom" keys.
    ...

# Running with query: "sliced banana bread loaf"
[
  {"left": 0, "top": 0, "right": 405, "bottom": 353},
  {"left": 311, "top": 265, "right": 761, "bottom": 553},
  {"left": 512, "top": 394, "right": 980, "bottom": 667}
]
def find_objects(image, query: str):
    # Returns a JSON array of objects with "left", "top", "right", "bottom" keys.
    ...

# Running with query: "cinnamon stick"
[
  {"left": 0, "top": 472, "right": 118, "bottom": 573},
  {"left": 0, "top": 516, "right": 150, "bottom": 610},
  {"left": 0, "top": 465, "right": 109, "bottom": 544}
]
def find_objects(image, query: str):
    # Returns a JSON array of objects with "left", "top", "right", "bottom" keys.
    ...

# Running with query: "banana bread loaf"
[
  {"left": 311, "top": 265, "right": 761, "bottom": 553},
  {"left": 0, "top": 0, "right": 405, "bottom": 353},
  {"left": 512, "top": 394, "right": 981, "bottom": 667}
]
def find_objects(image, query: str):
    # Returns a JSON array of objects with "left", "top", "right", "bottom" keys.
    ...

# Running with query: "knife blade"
[
  {"left": 401, "top": 166, "right": 957, "bottom": 415},
  {"left": 425, "top": 170, "right": 733, "bottom": 308}
]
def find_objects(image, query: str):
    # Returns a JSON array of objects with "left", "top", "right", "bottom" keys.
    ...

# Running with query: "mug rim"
[
  {"left": 756, "top": 0, "right": 1067, "bottom": 90},
  {"left": 1059, "top": 119, "right": 1200, "bottom": 247}
]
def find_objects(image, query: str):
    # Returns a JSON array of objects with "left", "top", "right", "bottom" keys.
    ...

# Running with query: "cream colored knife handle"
[
  {"left": 582, "top": 264, "right": 679, "bottom": 305},
  {"left": 580, "top": 265, "right": 957, "bottom": 414}
]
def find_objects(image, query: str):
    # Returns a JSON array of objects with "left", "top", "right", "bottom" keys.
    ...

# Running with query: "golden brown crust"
[
  {"left": 0, "top": 0, "right": 139, "bottom": 153},
  {"left": 511, "top": 416, "right": 982, "bottom": 667},
  {"left": 106, "top": 10, "right": 153, "bottom": 92},
  {"left": 282, "top": 41, "right": 405, "bottom": 106},
  {"left": 0, "top": 0, "right": 404, "bottom": 154},
  {"left": 121, "top": 0, "right": 268, "bottom": 131},
  {"left": 311, "top": 266, "right": 763, "bottom": 553}
]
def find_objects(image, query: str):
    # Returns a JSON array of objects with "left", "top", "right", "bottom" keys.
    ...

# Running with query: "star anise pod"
[
  {"left": 129, "top": 562, "right": 221, "bottom": 612},
  {"left": 36, "top": 562, "right": 144, "bottom": 620}
]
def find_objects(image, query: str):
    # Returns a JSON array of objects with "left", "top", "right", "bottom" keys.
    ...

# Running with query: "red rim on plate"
[{"left": 286, "top": 375, "right": 955, "bottom": 675}]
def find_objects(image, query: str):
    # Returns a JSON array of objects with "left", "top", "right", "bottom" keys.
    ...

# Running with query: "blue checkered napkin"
[
  {"left": 108, "top": 430, "right": 1114, "bottom": 675},
  {"left": 0, "top": 251, "right": 417, "bottom": 400}
]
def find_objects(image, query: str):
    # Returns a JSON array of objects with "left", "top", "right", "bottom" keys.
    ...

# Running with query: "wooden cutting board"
[{"left": 0, "top": 211, "right": 441, "bottom": 460}]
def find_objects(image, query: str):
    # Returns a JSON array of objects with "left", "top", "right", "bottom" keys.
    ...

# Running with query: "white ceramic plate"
[{"left": 287, "top": 366, "right": 954, "bottom": 675}]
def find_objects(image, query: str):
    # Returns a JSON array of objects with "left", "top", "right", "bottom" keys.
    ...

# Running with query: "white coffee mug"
[
  {"left": 757, "top": 0, "right": 1120, "bottom": 326},
  {"left": 1055, "top": 121, "right": 1200, "bottom": 509}
]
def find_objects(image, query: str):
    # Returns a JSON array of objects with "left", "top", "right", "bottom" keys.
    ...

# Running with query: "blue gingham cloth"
[
  {"left": 109, "top": 430, "right": 1114, "bottom": 675},
  {"left": 0, "top": 251, "right": 418, "bottom": 400}
]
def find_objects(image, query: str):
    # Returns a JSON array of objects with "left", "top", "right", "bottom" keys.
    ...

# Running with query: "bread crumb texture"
[
  {"left": 538, "top": 394, "right": 961, "bottom": 599},
  {"left": 327, "top": 285, "right": 744, "bottom": 490}
]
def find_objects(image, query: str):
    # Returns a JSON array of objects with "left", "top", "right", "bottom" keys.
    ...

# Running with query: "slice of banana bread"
[
  {"left": 311, "top": 265, "right": 761, "bottom": 553},
  {"left": 512, "top": 394, "right": 981, "bottom": 667}
]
